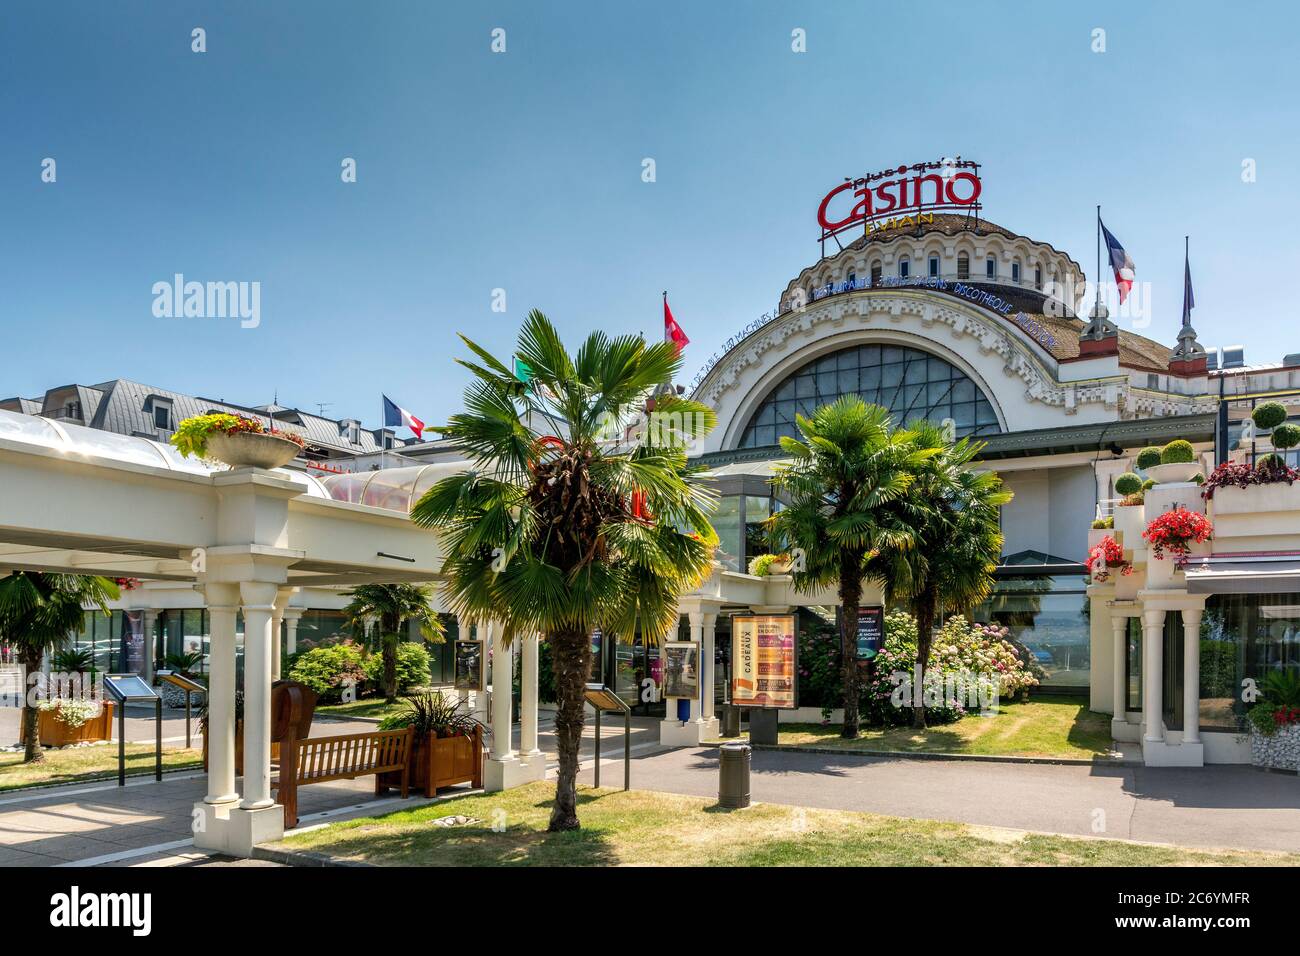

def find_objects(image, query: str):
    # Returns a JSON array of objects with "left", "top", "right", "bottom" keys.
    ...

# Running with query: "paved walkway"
[{"left": 576, "top": 746, "right": 1300, "bottom": 854}]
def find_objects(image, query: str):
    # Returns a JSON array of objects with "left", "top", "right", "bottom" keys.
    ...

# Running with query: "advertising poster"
[
  {"left": 453, "top": 639, "right": 485, "bottom": 692},
  {"left": 731, "top": 614, "right": 797, "bottom": 708},
  {"left": 661, "top": 641, "right": 700, "bottom": 699},
  {"left": 855, "top": 606, "right": 885, "bottom": 660}
]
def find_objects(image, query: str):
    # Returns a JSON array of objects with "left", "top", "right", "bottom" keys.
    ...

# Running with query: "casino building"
[{"left": 657, "top": 162, "right": 1300, "bottom": 766}]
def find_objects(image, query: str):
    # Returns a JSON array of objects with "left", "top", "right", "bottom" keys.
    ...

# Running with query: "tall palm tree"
[
  {"left": 868, "top": 422, "right": 1011, "bottom": 728},
  {"left": 411, "top": 309, "right": 717, "bottom": 831},
  {"left": 341, "top": 584, "right": 444, "bottom": 703},
  {"left": 0, "top": 572, "right": 118, "bottom": 762},
  {"left": 768, "top": 398, "right": 932, "bottom": 736}
]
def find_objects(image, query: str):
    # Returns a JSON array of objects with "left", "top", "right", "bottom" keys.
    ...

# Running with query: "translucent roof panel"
[
  {"left": 318, "top": 461, "right": 472, "bottom": 513},
  {"left": 0, "top": 409, "right": 331, "bottom": 498}
]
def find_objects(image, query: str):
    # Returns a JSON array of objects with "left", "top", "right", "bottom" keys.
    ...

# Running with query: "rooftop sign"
[{"left": 818, "top": 157, "right": 982, "bottom": 242}]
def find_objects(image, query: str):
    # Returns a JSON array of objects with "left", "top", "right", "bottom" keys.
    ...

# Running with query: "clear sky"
[{"left": 3, "top": 1, "right": 1297, "bottom": 430}]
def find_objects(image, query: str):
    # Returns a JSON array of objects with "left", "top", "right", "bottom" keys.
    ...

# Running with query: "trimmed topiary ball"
[
  {"left": 1114, "top": 472, "right": 1143, "bottom": 496},
  {"left": 1270, "top": 422, "right": 1300, "bottom": 451},
  {"left": 1160, "top": 439, "right": 1196, "bottom": 464},
  {"left": 1257, "top": 453, "right": 1287, "bottom": 472},
  {"left": 1135, "top": 446, "right": 1163, "bottom": 470},
  {"left": 1141, "top": 478, "right": 1156, "bottom": 491},
  {"left": 1252, "top": 401, "right": 1288, "bottom": 431}
]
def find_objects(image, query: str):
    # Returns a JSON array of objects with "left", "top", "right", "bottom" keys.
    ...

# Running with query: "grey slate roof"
[{"left": 5, "top": 378, "right": 413, "bottom": 455}]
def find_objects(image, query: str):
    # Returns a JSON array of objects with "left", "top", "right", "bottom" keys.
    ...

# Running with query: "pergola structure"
[{"left": 0, "top": 410, "right": 486, "bottom": 854}]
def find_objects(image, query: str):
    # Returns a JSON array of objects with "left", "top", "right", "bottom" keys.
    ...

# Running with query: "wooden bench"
[{"left": 268, "top": 683, "right": 413, "bottom": 829}]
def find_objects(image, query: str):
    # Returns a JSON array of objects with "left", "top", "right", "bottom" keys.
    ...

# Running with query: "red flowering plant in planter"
[
  {"left": 1201, "top": 458, "right": 1300, "bottom": 500},
  {"left": 1142, "top": 508, "right": 1213, "bottom": 561},
  {"left": 1086, "top": 535, "right": 1132, "bottom": 582}
]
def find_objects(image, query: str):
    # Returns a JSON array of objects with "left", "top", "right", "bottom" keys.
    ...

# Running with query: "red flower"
[
  {"left": 1087, "top": 536, "right": 1129, "bottom": 581},
  {"left": 1143, "top": 508, "right": 1213, "bottom": 560}
]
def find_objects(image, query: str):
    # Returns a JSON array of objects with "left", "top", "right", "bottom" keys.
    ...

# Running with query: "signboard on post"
[
  {"left": 730, "top": 614, "right": 797, "bottom": 709},
  {"left": 855, "top": 606, "right": 886, "bottom": 660},
  {"left": 661, "top": 642, "right": 700, "bottom": 700},
  {"left": 453, "top": 639, "right": 485, "bottom": 692}
]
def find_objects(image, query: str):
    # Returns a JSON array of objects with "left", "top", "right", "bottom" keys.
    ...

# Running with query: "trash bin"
[
  {"left": 718, "top": 742, "right": 751, "bottom": 808},
  {"left": 720, "top": 702, "right": 741, "bottom": 738}
]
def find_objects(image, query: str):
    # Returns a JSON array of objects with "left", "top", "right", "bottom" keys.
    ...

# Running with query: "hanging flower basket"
[
  {"left": 1142, "top": 508, "right": 1213, "bottom": 560},
  {"left": 1086, "top": 535, "right": 1132, "bottom": 582}
]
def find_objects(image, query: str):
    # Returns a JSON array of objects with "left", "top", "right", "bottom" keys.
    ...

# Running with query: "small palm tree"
[
  {"left": 0, "top": 572, "right": 118, "bottom": 762},
  {"left": 769, "top": 398, "right": 932, "bottom": 736},
  {"left": 869, "top": 422, "right": 1011, "bottom": 728},
  {"left": 341, "top": 584, "right": 444, "bottom": 703},
  {"left": 412, "top": 309, "right": 717, "bottom": 831}
]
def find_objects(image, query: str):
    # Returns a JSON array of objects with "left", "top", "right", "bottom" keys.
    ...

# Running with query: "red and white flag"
[{"left": 663, "top": 293, "right": 689, "bottom": 354}]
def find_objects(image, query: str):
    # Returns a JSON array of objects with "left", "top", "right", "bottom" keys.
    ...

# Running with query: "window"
[
  {"left": 899, "top": 257, "right": 910, "bottom": 278},
  {"left": 928, "top": 255, "right": 940, "bottom": 277},
  {"left": 985, "top": 256, "right": 996, "bottom": 279},
  {"left": 1199, "top": 593, "right": 1300, "bottom": 732},
  {"left": 153, "top": 405, "right": 171, "bottom": 430},
  {"left": 957, "top": 255, "right": 969, "bottom": 279},
  {"left": 971, "top": 576, "right": 1091, "bottom": 690},
  {"left": 65, "top": 401, "right": 82, "bottom": 419},
  {"left": 870, "top": 261, "right": 882, "bottom": 284},
  {"left": 1011, "top": 261, "right": 1021, "bottom": 283},
  {"left": 738, "top": 344, "right": 1001, "bottom": 448},
  {"left": 846, "top": 271, "right": 856, "bottom": 289},
  {"left": 1034, "top": 265, "right": 1043, "bottom": 290}
]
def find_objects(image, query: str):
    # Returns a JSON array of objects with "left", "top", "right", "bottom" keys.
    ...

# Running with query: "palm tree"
[
  {"left": 768, "top": 398, "right": 931, "bottom": 737},
  {"left": 412, "top": 309, "right": 717, "bottom": 831},
  {"left": 341, "top": 584, "right": 444, "bottom": 703},
  {"left": 868, "top": 422, "right": 1011, "bottom": 728},
  {"left": 0, "top": 572, "right": 118, "bottom": 762}
]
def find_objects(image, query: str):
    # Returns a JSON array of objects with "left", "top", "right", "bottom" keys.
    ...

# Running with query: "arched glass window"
[
  {"left": 899, "top": 257, "right": 910, "bottom": 278},
  {"left": 738, "top": 344, "right": 1002, "bottom": 448}
]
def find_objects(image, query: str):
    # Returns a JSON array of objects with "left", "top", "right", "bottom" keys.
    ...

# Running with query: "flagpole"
[
  {"left": 379, "top": 397, "right": 385, "bottom": 471},
  {"left": 1095, "top": 205, "right": 1101, "bottom": 298}
]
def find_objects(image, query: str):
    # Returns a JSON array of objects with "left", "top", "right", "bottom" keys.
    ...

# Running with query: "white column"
[
  {"left": 455, "top": 616, "right": 473, "bottom": 712},
  {"left": 283, "top": 609, "right": 302, "bottom": 656},
  {"left": 489, "top": 622, "right": 513, "bottom": 760},
  {"left": 685, "top": 611, "right": 703, "bottom": 721},
  {"left": 203, "top": 584, "right": 240, "bottom": 806},
  {"left": 140, "top": 608, "right": 160, "bottom": 683},
  {"left": 520, "top": 632, "right": 541, "bottom": 761},
  {"left": 1181, "top": 607, "right": 1203, "bottom": 744},
  {"left": 239, "top": 581, "right": 278, "bottom": 810},
  {"left": 1110, "top": 615, "right": 1128, "bottom": 719},
  {"left": 1141, "top": 608, "right": 1166, "bottom": 744},
  {"left": 699, "top": 612, "right": 717, "bottom": 722},
  {"left": 270, "top": 591, "right": 290, "bottom": 683}
]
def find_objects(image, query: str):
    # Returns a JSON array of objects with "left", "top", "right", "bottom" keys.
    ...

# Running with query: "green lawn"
[
  {"left": 0, "top": 744, "right": 202, "bottom": 791},
  {"left": 313, "top": 698, "right": 414, "bottom": 720},
  {"left": 754, "top": 695, "right": 1116, "bottom": 761},
  {"left": 279, "top": 782, "right": 1297, "bottom": 867}
]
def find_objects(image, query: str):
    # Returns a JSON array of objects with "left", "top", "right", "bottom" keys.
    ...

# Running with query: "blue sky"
[{"left": 3, "top": 1, "right": 1297, "bottom": 429}]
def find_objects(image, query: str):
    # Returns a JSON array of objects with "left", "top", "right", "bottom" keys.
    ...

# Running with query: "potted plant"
[
  {"left": 376, "top": 693, "right": 484, "bottom": 797},
  {"left": 1247, "top": 671, "right": 1300, "bottom": 771},
  {"left": 39, "top": 647, "right": 113, "bottom": 746},
  {"left": 171, "top": 413, "right": 305, "bottom": 470},
  {"left": 1086, "top": 535, "right": 1131, "bottom": 583},
  {"left": 747, "top": 553, "right": 792, "bottom": 576},
  {"left": 1143, "top": 507, "right": 1213, "bottom": 560},
  {"left": 1112, "top": 472, "right": 1146, "bottom": 545},
  {"left": 1144, "top": 440, "right": 1203, "bottom": 484}
]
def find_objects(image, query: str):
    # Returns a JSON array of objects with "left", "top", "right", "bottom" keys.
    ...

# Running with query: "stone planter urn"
[
  {"left": 1145, "top": 462, "right": 1203, "bottom": 485},
  {"left": 206, "top": 431, "right": 300, "bottom": 470},
  {"left": 1251, "top": 723, "right": 1300, "bottom": 772}
]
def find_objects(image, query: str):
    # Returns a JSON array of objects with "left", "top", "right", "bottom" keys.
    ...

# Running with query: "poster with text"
[
  {"left": 453, "top": 639, "right": 484, "bottom": 692},
  {"left": 731, "top": 614, "right": 797, "bottom": 708},
  {"left": 855, "top": 606, "right": 885, "bottom": 660},
  {"left": 661, "top": 641, "right": 700, "bottom": 699}
]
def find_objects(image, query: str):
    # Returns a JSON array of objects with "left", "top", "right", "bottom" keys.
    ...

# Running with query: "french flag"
[
  {"left": 382, "top": 395, "right": 424, "bottom": 440},
  {"left": 1099, "top": 219, "right": 1136, "bottom": 304}
]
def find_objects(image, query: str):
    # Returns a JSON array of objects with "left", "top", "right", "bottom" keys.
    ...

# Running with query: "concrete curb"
[
  {"left": 700, "top": 740, "right": 1130, "bottom": 767},
  {"left": 252, "top": 844, "right": 374, "bottom": 867}
]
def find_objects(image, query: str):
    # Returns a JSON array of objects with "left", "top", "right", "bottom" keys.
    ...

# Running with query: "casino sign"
[{"left": 818, "top": 157, "right": 983, "bottom": 243}]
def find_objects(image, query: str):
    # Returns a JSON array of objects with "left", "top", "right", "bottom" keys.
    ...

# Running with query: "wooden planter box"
[
  {"left": 378, "top": 727, "right": 483, "bottom": 797},
  {"left": 37, "top": 701, "right": 114, "bottom": 747}
]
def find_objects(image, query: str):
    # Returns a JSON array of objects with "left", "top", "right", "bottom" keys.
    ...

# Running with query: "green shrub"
[
  {"left": 1270, "top": 422, "right": 1300, "bottom": 451},
  {"left": 1135, "top": 446, "right": 1163, "bottom": 470},
  {"left": 747, "top": 553, "right": 784, "bottom": 577},
  {"left": 288, "top": 642, "right": 368, "bottom": 702},
  {"left": 1091, "top": 516, "right": 1114, "bottom": 530},
  {"left": 1113, "top": 472, "right": 1143, "bottom": 496},
  {"left": 1160, "top": 439, "right": 1195, "bottom": 464},
  {"left": 1257, "top": 453, "right": 1287, "bottom": 472},
  {"left": 1141, "top": 478, "right": 1156, "bottom": 491},
  {"left": 1199, "top": 640, "right": 1236, "bottom": 699},
  {"left": 364, "top": 641, "right": 432, "bottom": 692},
  {"left": 1252, "top": 401, "right": 1288, "bottom": 431}
]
